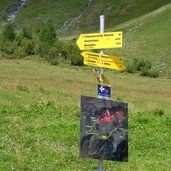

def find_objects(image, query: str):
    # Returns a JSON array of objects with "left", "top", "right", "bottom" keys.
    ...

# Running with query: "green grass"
[
  {"left": 14, "top": 0, "right": 87, "bottom": 31},
  {"left": 0, "top": 59, "right": 171, "bottom": 170},
  {"left": 78, "top": 0, "right": 171, "bottom": 33},
  {"left": 0, "top": 1, "right": 171, "bottom": 169},
  {"left": 106, "top": 3, "right": 171, "bottom": 77},
  {"left": 1, "top": 0, "right": 169, "bottom": 33}
]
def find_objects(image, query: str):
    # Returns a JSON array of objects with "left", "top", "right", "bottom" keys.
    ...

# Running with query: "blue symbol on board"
[{"left": 98, "top": 85, "right": 111, "bottom": 97}]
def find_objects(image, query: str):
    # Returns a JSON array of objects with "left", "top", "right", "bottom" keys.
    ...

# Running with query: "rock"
[{"left": 7, "top": 0, "right": 28, "bottom": 22}]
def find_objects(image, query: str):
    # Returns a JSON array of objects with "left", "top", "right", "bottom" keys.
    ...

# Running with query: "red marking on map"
[{"left": 98, "top": 109, "right": 124, "bottom": 128}]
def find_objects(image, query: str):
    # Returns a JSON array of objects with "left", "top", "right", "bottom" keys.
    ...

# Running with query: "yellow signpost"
[
  {"left": 81, "top": 51, "right": 124, "bottom": 63},
  {"left": 84, "top": 58, "right": 126, "bottom": 71},
  {"left": 76, "top": 32, "right": 122, "bottom": 50},
  {"left": 77, "top": 15, "right": 127, "bottom": 171}
]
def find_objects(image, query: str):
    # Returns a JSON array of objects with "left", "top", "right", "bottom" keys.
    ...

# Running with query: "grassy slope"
[
  {"left": 105, "top": 3, "right": 171, "bottom": 76},
  {"left": 14, "top": 0, "right": 87, "bottom": 31},
  {"left": 78, "top": 0, "right": 171, "bottom": 33},
  {"left": 12, "top": 0, "right": 171, "bottom": 33},
  {"left": 0, "top": 1, "right": 171, "bottom": 170},
  {"left": 0, "top": 59, "right": 171, "bottom": 170}
]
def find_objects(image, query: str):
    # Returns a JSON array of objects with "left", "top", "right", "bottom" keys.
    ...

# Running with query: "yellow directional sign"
[
  {"left": 84, "top": 59, "right": 126, "bottom": 71},
  {"left": 81, "top": 51, "right": 123, "bottom": 63},
  {"left": 77, "top": 32, "right": 122, "bottom": 50}
]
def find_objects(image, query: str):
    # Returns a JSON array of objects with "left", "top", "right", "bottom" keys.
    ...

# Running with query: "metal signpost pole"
[
  {"left": 99, "top": 15, "right": 105, "bottom": 76},
  {"left": 98, "top": 14, "right": 105, "bottom": 171}
]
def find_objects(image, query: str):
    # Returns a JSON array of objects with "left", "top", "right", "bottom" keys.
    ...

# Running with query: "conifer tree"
[
  {"left": 39, "top": 20, "right": 57, "bottom": 46},
  {"left": 2, "top": 23, "right": 16, "bottom": 41}
]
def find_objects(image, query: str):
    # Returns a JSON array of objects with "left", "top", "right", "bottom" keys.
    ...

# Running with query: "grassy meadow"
[
  {"left": 106, "top": 3, "right": 171, "bottom": 76},
  {"left": 0, "top": 58, "right": 171, "bottom": 171},
  {"left": 1, "top": 0, "right": 169, "bottom": 33},
  {"left": 0, "top": 1, "right": 171, "bottom": 170}
]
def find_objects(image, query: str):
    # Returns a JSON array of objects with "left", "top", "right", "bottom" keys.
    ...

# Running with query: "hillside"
[
  {"left": 0, "top": 59, "right": 171, "bottom": 170},
  {"left": 0, "top": 0, "right": 170, "bottom": 33},
  {"left": 106, "top": 3, "right": 171, "bottom": 76},
  {"left": 0, "top": 0, "right": 171, "bottom": 72},
  {"left": 0, "top": 1, "right": 171, "bottom": 170}
]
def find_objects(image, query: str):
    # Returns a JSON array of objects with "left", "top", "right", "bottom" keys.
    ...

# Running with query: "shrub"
[
  {"left": 140, "top": 67, "right": 149, "bottom": 76},
  {"left": 50, "top": 59, "right": 59, "bottom": 66},
  {"left": 147, "top": 69, "right": 159, "bottom": 78},
  {"left": 34, "top": 42, "right": 50, "bottom": 57},
  {"left": 133, "top": 58, "right": 151, "bottom": 71},
  {"left": 126, "top": 64, "right": 137, "bottom": 73},
  {"left": 141, "top": 68, "right": 159, "bottom": 78},
  {"left": 22, "top": 26, "right": 32, "bottom": 40},
  {"left": 127, "top": 58, "right": 159, "bottom": 78},
  {"left": 54, "top": 40, "right": 69, "bottom": 59},
  {"left": 1, "top": 41, "right": 17, "bottom": 55},
  {"left": 13, "top": 47, "right": 26, "bottom": 58},
  {"left": 71, "top": 55, "right": 83, "bottom": 66},
  {"left": 39, "top": 19, "right": 57, "bottom": 46},
  {"left": 70, "top": 46, "right": 83, "bottom": 66},
  {"left": 47, "top": 47, "right": 59, "bottom": 60},
  {"left": 23, "top": 40, "right": 35, "bottom": 55},
  {"left": 16, "top": 85, "right": 29, "bottom": 93},
  {"left": 15, "top": 32, "right": 23, "bottom": 46},
  {"left": 152, "top": 109, "right": 164, "bottom": 116},
  {"left": 2, "top": 23, "right": 16, "bottom": 41}
]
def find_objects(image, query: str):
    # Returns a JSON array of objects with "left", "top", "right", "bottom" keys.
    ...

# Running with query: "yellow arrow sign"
[
  {"left": 84, "top": 59, "right": 126, "bottom": 71},
  {"left": 77, "top": 32, "right": 122, "bottom": 50},
  {"left": 81, "top": 51, "right": 123, "bottom": 63}
]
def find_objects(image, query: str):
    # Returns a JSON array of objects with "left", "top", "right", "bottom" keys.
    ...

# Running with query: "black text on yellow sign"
[
  {"left": 77, "top": 32, "right": 122, "bottom": 50},
  {"left": 81, "top": 51, "right": 124, "bottom": 64},
  {"left": 84, "top": 59, "right": 126, "bottom": 71}
]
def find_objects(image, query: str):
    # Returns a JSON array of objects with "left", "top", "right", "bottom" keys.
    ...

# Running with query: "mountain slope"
[
  {"left": 106, "top": 3, "right": 171, "bottom": 76},
  {"left": 0, "top": 1, "right": 170, "bottom": 76},
  {"left": 4, "top": 0, "right": 170, "bottom": 34}
]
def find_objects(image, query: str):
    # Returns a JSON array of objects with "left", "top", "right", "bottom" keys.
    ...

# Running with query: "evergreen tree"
[
  {"left": 39, "top": 20, "right": 57, "bottom": 46},
  {"left": 2, "top": 23, "right": 16, "bottom": 41},
  {"left": 22, "top": 26, "right": 32, "bottom": 39}
]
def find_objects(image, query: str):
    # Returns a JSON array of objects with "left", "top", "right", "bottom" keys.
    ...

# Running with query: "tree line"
[{"left": 0, "top": 20, "right": 83, "bottom": 66}]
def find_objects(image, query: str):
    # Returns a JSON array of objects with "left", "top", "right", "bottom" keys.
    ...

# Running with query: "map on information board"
[{"left": 80, "top": 95, "right": 128, "bottom": 162}]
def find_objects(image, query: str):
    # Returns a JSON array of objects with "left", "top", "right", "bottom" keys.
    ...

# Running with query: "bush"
[
  {"left": 34, "top": 42, "right": 50, "bottom": 57},
  {"left": 141, "top": 68, "right": 159, "bottom": 78},
  {"left": 147, "top": 69, "right": 159, "bottom": 78},
  {"left": 70, "top": 46, "right": 83, "bottom": 66},
  {"left": 127, "top": 58, "right": 159, "bottom": 78},
  {"left": 23, "top": 40, "right": 35, "bottom": 55},
  {"left": 47, "top": 47, "right": 59, "bottom": 60},
  {"left": 152, "top": 109, "right": 164, "bottom": 116},
  {"left": 39, "top": 19, "right": 57, "bottom": 46},
  {"left": 54, "top": 41, "right": 69, "bottom": 59},
  {"left": 22, "top": 26, "right": 32, "bottom": 40},
  {"left": 16, "top": 85, "right": 29, "bottom": 93},
  {"left": 1, "top": 41, "right": 17, "bottom": 55},
  {"left": 15, "top": 32, "right": 23, "bottom": 46},
  {"left": 13, "top": 47, "right": 26, "bottom": 58},
  {"left": 50, "top": 59, "right": 59, "bottom": 66},
  {"left": 71, "top": 55, "right": 83, "bottom": 66},
  {"left": 126, "top": 64, "right": 137, "bottom": 73},
  {"left": 133, "top": 58, "right": 151, "bottom": 71},
  {"left": 140, "top": 67, "right": 149, "bottom": 76},
  {"left": 2, "top": 23, "right": 16, "bottom": 42}
]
